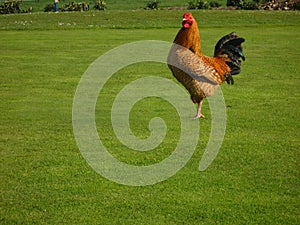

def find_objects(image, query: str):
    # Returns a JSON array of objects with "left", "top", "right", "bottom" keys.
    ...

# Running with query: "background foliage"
[{"left": 0, "top": 0, "right": 299, "bottom": 14}]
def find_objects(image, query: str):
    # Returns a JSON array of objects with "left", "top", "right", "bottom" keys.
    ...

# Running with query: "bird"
[{"left": 167, "top": 12, "right": 245, "bottom": 118}]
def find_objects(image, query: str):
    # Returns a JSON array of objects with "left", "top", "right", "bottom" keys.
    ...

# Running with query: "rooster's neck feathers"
[{"left": 173, "top": 21, "right": 202, "bottom": 56}]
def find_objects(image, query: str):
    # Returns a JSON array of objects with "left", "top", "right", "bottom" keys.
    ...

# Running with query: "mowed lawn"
[{"left": 1, "top": 10, "right": 300, "bottom": 224}]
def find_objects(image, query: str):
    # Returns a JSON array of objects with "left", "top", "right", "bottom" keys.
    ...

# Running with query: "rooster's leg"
[{"left": 194, "top": 100, "right": 205, "bottom": 119}]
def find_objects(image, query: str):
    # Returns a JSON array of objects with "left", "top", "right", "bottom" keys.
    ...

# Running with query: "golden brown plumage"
[{"left": 167, "top": 12, "right": 245, "bottom": 118}]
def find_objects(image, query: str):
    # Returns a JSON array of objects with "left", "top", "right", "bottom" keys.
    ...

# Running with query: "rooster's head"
[{"left": 182, "top": 12, "right": 195, "bottom": 29}]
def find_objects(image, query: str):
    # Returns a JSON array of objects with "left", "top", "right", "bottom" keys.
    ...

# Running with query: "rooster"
[{"left": 167, "top": 12, "right": 245, "bottom": 118}]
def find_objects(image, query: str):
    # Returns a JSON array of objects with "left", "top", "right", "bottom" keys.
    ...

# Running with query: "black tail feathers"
[{"left": 214, "top": 32, "right": 245, "bottom": 76}]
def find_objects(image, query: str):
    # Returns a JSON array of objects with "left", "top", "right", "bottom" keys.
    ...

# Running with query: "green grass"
[
  {"left": 1, "top": 10, "right": 300, "bottom": 224},
  {"left": 0, "top": 10, "right": 298, "bottom": 30}
]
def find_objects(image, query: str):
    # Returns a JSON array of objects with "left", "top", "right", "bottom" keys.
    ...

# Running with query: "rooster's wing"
[{"left": 167, "top": 44, "right": 222, "bottom": 102}]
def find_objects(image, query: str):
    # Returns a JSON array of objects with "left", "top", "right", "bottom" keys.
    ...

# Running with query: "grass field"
[{"left": 1, "top": 9, "right": 300, "bottom": 224}]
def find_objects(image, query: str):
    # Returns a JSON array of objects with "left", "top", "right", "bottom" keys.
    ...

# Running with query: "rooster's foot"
[{"left": 193, "top": 114, "right": 205, "bottom": 119}]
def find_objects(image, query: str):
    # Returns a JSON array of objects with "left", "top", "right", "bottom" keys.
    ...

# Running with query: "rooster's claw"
[{"left": 193, "top": 114, "right": 205, "bottom": 119}]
